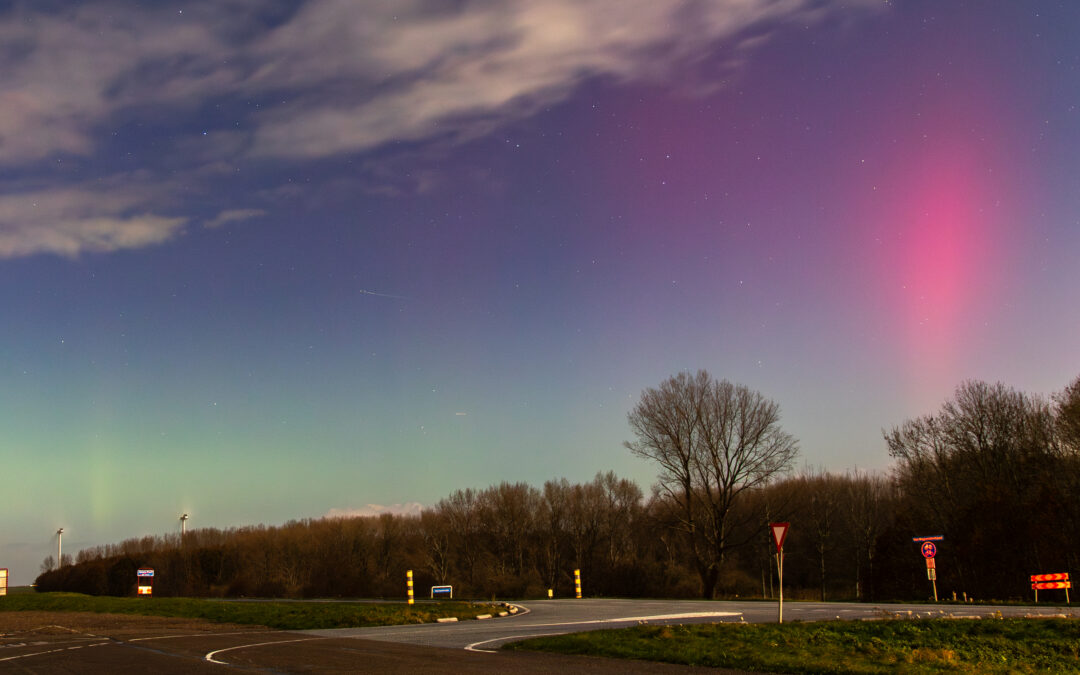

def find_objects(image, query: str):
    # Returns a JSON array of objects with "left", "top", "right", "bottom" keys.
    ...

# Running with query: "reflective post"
[{"left": 777, "top": 550, "right": 784, "bottom": 623}]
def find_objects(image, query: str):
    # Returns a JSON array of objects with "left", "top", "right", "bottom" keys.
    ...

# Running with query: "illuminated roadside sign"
[
  {"left": 137, "top": 568, "right": 154, "bottom": 596},
  {"left": 1031, "top": 573, "right": 1071, "bottom": 603},
  {"left": 912, "top": 536, "right": 943, "bottom": 601}
]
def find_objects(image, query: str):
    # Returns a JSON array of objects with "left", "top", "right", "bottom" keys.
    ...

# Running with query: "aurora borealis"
[{"left": 1, "top": 1, "right": 1078, "bottom": 584}]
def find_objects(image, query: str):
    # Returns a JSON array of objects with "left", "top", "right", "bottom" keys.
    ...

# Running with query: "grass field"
[
  {"left": 506, "top": 617, "right": 1080, "bottom": 674},
  {"left": 0, "top": 592, "right": 501, "bottom": 630}
]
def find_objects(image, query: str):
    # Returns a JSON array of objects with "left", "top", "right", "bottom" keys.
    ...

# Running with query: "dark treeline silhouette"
[
  {"left": 876, "top": 377, "right": 1080, "bottom": 600},
  {"left": 36, "top": 375, "right": 1080, "bottom": 602}
]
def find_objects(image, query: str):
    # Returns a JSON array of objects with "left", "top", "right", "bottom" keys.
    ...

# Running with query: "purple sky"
[{"left": 1, "top": 0, "right": 1078, "bottom": 584}]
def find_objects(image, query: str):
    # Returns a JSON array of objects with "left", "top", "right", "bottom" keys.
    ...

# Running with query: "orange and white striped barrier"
[{"left": 1031, "top": 573, "right": 1070, "bottom": 602}]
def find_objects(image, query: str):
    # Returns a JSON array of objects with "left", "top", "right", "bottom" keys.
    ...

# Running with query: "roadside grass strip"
[
  {"left": 506, "top": 617, "right": 1080, "bottom": 674},
  {"left": 0, "top": 593, "right": 501, "bottom": 630}
]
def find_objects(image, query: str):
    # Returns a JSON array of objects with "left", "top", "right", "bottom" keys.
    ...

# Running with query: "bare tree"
[
  {"left": 844, "top": 471, "right": 894, "bottom": 600},
  {"left": 437, "top": 488, "right": 484, "bottom": 587},
  {"left": 537, "top": 479, "right": 570, "bottom": 592},
  {"left": 1056, "top": 374, "right": 1080, "bottom": 452},
  {"left": 597, "top": 471, "right": 643, "bottom": 571},
  {"left": 418, "top": 510, "right": 452, "bottom": 584},
  {"left": 566, "top": 479, "right": 605, "bottom": 583},
  {"left": 885, "top": 380, "right": 1062, "bottom": 595},
  {"left": 481, "top": 482, "right": 539, "bottom": 579},
  {"left": 626, "top": 370, "right": 798, "bottom": 598}
]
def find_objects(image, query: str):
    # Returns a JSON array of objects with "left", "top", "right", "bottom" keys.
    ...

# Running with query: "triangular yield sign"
[{"left": 770, "top": 522, "right": 790, "bottom": 553}]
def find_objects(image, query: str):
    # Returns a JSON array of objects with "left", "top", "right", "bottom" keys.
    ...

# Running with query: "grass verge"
[
  {"left": 0, "top": 592, "right": 502, "bottom": 630},
  {"left": 506, "top": 618, "right": 1080, "bottom": 674}
]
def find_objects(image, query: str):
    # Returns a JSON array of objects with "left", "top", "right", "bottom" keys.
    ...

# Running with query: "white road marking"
[
  {"left": 607, "top": 612, "right": 741, "bottom": 622},
  {"left": 464, "top": 611, "right": 740, "bottom": 653},
  {"left": 130, "top": 629, "right": 274, "bottom": 642},
  {"left": 466, "top": 632, "right": 570, "bottom": 653},
  {"left": 515, "top": 611, "right": 740, "bottom": 630},
  {"left": 205, "top": 636, "right": 322, "bottom": 665},
  {"left": 0, "top": 642, "right": 109, "bottom": 662}
]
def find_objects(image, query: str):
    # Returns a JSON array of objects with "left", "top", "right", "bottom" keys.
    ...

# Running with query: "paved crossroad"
[
  {"left": 302, "top": 598, "right": 1079, "bottom": 651},
  {"left": 3, "top": 599, "right": 1075, "bottom": 673}
]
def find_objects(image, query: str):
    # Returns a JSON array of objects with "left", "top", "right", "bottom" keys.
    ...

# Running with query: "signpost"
[
  {"left": 430, "top": 585, "right": 453, "bottom": 599},
  {"left": 1031, "top": 573, "right": 1071, "bottom": 603},
  {"left": 912, "top": 536, "right": 943, "bottom": 601},
  {"left": 136, "top": 568, "right": 154, "bottom": 596},
  {"left": 770, "top": 522, "right": 790, "bottom": 623}
]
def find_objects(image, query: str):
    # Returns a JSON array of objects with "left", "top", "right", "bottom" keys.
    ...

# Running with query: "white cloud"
[
  {"left": 204, "top": 208, "right": 267, "bottom": 229},
  {"left": 0, "top": 186, "right": 187, "bottom": 258},
  {"left": 323, "top": 503, "right": 426, "bottom": 519},
  {"left": 0, "top": 0, "right": 885, "bottom": 257},
  {"left": 0, "top": 0, "right": 884, "bottom": 164},
  {"left": 245, "top": 0, "right": 821, "bottom": 158},
  {"left": 0, "top": 5, "right": 236, "bottom": 164},
  {"left": 240, "top": 0, "right": 885, "bottom": 159}
]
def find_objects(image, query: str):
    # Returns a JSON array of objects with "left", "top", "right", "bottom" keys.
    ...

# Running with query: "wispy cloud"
[
  {"left": 244, "top": 0, "right": 884, "bottom": 159},
  {"left": 0, "top": 184, "right": 186, "bottom": 258},
  {"left": 204, "top": 208, "right": 267, "bottom": 229},
  {"left": 0, "top": 0, "right": 883, "bottom": 258},
  {"left": 324, "top": 503, "right": 425, "bottom": 519},
  {"left": 0, "top": 4, "right": 238, "bottom": 165}
]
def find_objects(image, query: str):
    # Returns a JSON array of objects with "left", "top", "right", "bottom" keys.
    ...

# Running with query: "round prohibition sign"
[{"left": 921, "top": 541, "right": 937, "bottom": 558}]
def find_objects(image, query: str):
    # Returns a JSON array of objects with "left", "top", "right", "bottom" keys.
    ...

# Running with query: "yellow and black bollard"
[
  {"left": 574, "top": 569, "right": 582, "bottom": 599},
  {"left": 407, "top": 569, "right": 414, "bottom": 605}
]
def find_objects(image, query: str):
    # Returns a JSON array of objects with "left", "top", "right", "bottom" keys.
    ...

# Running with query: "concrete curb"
[{"left": 433, "top": 601, "right": 522, "bottom": 624}]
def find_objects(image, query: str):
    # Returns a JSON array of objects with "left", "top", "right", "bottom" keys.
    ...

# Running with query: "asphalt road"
[
  {"left": 304, "top": 598, "right": 1080, "bottom": 651},
  {"left": 2, "top": 599, "right": 1076, "bottom": 673}
]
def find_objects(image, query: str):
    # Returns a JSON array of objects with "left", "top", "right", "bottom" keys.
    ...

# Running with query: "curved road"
[
  {"left": 2, "top": 599, "right": 1075, "bottom": 673},
  {"left": 302, "top": 598, "right": 1079, "bottom": 651}
]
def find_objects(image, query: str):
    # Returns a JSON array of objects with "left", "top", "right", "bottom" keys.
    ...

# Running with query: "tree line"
[{"left": 35, "top": 371, "right": 1080, "bottom": 603}]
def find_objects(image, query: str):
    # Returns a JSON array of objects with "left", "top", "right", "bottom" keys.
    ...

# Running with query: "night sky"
[{"left": 2, "top": 0, "right": 1079, "bottom": 584}]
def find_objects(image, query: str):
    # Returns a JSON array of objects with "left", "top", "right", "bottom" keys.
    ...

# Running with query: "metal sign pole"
[
  {"left": 777, "top": 550, "right": 784, "bottom": 623},
  {"left": 769, "top": 522, "right": 789, "bottom": 624}
]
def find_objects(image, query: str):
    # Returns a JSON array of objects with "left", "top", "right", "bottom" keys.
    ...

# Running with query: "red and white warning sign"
[
  {"left": 1031, "top": 573, "right": 1069, "bottom": 582},
  {"left": 1031, "top": 573, "right": 1070, "bottom": 590},
  {"left": 1032, "top": 574, "right": 1067, "bottom": 587},
  {"left": 770, "top": 522, "right": 790, "bottom": 553}
]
